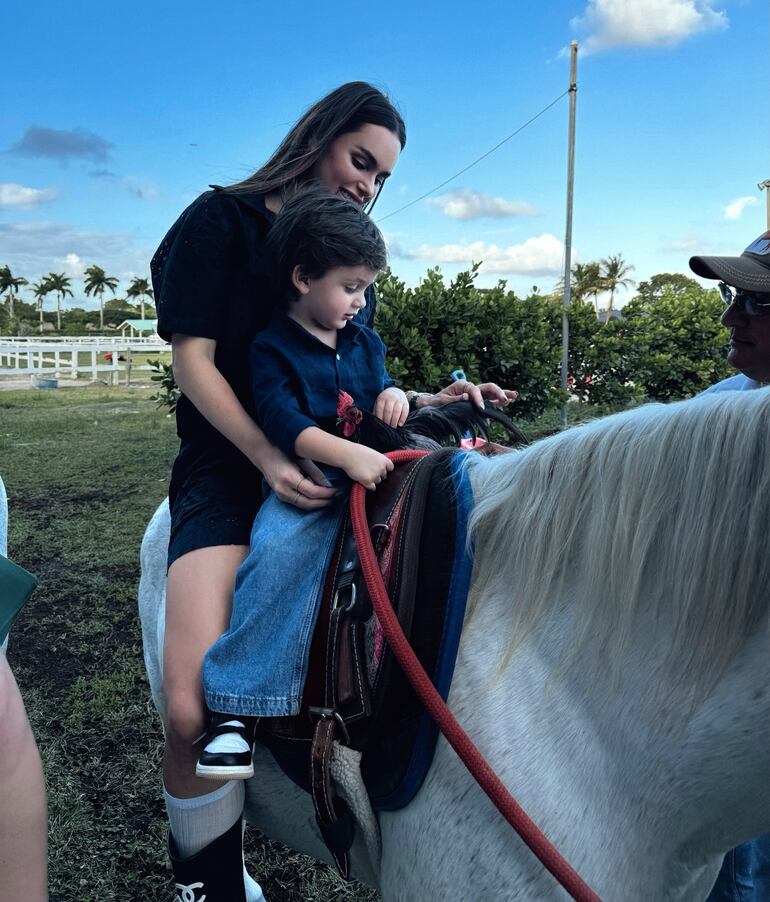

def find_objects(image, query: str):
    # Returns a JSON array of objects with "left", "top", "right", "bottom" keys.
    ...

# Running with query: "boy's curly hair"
[{"left": 266, "top": 183, "right": 387, "bottom": 304}]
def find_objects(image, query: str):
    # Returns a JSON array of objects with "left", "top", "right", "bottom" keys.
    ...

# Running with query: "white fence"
[
  {"left": 0, "top": 336, "right": 170, "bottom": 383},
  {"left": 0, "top": 335, "right": 168, "bottom": 347}
]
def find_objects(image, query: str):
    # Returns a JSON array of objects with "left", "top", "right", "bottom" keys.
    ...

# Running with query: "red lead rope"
[{"left": 350, "top": 449, "right": 603, "bottom": 902}]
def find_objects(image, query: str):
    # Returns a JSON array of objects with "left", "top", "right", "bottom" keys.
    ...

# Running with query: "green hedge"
[{"left": 375, "top": 266, "right": 733, "bottom": 417}]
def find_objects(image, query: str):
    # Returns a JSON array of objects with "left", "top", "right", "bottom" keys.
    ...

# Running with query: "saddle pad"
[{"left": 365, "top": 450, "right": 474, "bottom": 810}]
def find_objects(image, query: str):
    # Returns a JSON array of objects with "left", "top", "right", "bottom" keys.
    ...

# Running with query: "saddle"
[{"left": 255, "top": 447, "right": 477, "bottom": 877}]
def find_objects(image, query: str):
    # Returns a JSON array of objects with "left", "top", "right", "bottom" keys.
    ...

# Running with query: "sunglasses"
[{"left": 718, "top": 282, "right": 770, "bottom": 317}]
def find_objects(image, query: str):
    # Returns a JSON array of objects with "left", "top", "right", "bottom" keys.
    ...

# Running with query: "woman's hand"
[
  {"left": 415, "top": 381, "right": 518, "bottom": 411},
  {"left": 343, "top": 444, "right": 394, "bottom": 491},
  {"left": 256, "top": 444, "right": 337, "bottom": 510},
  {"left": 374, "top": 387, "right": 409, "bottom": 427}
]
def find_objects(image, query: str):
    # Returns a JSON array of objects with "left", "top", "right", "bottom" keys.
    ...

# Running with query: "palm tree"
[
  {"left": 45, "top": 272, "right": 74, "bottom": 330},
  {"left": 0, "top": 265, "right": 29, "bottom": 324},
  {"left": 84, "top": 265, "right": 119, "bottom": 330},
  {"left": 599, "top": 254, "right": 635, "bottom": 324},
  {"left": 126, "top": 276, "right": 154, "bottom": 320},
  {"left": 30, "top": 278, "right": 52, "bottom": 332},
  {"left": 556, "top": 261, "right": 604, "bottom": 311}
]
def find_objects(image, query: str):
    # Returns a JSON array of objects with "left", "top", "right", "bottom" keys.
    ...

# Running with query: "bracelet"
[{"left": 405, "top": 390, "right": 433, "bottom": 410}]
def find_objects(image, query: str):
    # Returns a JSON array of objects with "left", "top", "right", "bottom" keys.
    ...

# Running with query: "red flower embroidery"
[
  {"left": 336, "top": 390, "right": 362, "bottom": 438},
  {"left": 336, "top": 390, "right": 355, "bottom": 417}
]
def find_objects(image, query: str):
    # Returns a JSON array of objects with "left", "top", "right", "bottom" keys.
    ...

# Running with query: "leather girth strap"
[{"left": 310, "top": 713, "right": 354, "bottom": 878}]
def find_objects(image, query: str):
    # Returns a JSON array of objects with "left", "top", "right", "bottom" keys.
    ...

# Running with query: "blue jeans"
[
  {"left": 203, "top": 477, "right": 348, "bottom": 718},
  {"left": 707, "top": 836, "right": 770, "bottom": 901}
]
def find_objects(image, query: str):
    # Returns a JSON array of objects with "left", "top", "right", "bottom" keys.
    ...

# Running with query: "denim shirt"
[{"left": 250, "top": 312, "right": 395, "bottom": 457}]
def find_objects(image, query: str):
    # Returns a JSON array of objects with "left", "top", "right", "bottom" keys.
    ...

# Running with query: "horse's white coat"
[{"left": 139, "top": 392, "right": 770, "bottom": 901}]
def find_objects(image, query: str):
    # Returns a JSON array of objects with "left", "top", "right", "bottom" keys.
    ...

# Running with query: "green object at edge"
[{"left": 0, "top": 555, "right": 37, "bottom": 645}]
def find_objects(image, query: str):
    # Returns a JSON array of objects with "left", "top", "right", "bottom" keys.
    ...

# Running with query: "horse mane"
[
  {"left": 343, "top": 400, "right": 528, "bottom": 453},
  {"left": 466, "top": 390, "right": 770, "bottom": 696}
]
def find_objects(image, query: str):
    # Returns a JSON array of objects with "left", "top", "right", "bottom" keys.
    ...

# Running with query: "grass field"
[{"left": 1, "top": 386, "right": 377, "bottom": 902}]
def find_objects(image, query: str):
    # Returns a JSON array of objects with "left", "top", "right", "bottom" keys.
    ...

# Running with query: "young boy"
[{"left": 197, "top": 187, "right": 408, "bottom": 777}]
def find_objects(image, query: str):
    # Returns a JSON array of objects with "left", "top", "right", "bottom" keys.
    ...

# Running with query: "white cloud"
[
  {"left": 0, "top": 183, "right": 58, "bottom": 208},
  {"left": 723, "top": 196, "right": 759, "bottom": 221},
  {"left": 59, "top": 253, "right": 85, "bottom": 278},
  {"left": 659, "top": 233, "right": 707, "bottom": 253},
  {"left": 395, "top": 234, "right": 565, "bottom": 276},
  {"left": 570, "top": 0, "right": 727, "bottom": 54},
  {"left": 427, "top": 189, "right": 539, "bottom": 221}
]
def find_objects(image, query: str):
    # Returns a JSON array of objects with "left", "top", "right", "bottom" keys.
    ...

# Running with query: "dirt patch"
[{"left": 12, "top": 487, "right": 117, "bottom": 510}]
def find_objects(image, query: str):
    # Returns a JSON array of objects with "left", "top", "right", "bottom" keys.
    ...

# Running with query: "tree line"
[
  {"left": 0, "top": 265, "right": 154, "bottom": 333},
  {"left": 5, "top": 257, "right": 729, "bottom": 419}
]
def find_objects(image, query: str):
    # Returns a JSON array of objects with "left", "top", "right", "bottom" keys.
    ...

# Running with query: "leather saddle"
[{"left": 255, "top": 446, "right": 476, "bottom": 877}]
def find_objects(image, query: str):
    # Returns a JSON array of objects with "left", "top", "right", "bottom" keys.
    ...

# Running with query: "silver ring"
[{"left": 293, "top": 490, "right": 302, "bottom": 504}]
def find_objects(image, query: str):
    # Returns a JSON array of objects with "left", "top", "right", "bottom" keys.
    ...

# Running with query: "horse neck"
[{"left": 447, "top": 589, "right": 770, "bottom": 900}]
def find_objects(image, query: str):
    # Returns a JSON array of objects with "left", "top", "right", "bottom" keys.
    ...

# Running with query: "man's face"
[{"left": 721, "top": 288, "right": 770, "bottom": 382}]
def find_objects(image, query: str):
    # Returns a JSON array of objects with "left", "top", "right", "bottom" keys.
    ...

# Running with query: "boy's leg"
[
  {"left": 706, "top": 840, "right": 767, "bottom": 902},
  {"left": 203, "top": 494, "right": 347, "bottom": 720}
]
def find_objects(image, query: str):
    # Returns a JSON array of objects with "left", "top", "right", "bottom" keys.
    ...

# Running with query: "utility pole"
[
  {"left": 560, "top": 41, "right": 578, "bottom": 430},
  {"left": 758, "top": 180, "right": 770, "bottom": 229}
]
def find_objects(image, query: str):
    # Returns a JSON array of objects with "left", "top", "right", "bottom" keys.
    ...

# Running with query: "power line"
[{"left": 376, "top": 89, "right": 571, "bottom": 223}]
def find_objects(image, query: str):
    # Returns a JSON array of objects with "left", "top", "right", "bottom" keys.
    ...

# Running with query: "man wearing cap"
[
  {"left": 691, "top": 231, "right": 770, "bottom": 389},
  {"left": 689, "top": 232, "right": 770, "bottom": 902}
]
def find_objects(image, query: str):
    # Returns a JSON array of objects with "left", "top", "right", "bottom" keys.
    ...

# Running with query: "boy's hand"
[
  {"left": 344, "top": 444, "right": 394, "bottom": 491},
  {"left": 374, "top": 387, "right": 409, "bottom": 428}
]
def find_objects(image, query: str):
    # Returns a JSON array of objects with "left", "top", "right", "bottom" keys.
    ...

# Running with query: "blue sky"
[{"left": 2, "top": 0, "right": 768, "bottom": 310}]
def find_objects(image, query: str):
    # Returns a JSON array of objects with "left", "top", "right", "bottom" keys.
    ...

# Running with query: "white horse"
[{"left": 139, "top": 391, "right": 770, "bottom": 901}]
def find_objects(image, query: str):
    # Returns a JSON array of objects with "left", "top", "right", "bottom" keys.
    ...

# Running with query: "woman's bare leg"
[
  {"left": 0, "top": 652, "right": 47, "bottom": 902},
  {"left": 162, "top": 544, "right": 248, "bottom": 798},
  {"left": 162, "top": 545, "right": 267, "bottom": 899}
]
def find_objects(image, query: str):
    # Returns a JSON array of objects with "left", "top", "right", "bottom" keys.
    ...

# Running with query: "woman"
[
  {"left": 0, "top": 653, "right": 47, "bottom": 902},
  {"left": 152, "top": 81, "right": 513, "bottom": 899},
  {"left": 1, "top": 478, "right": 47, "bottom": 902}
]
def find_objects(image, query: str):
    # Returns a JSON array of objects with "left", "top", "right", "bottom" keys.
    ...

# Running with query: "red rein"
[{"left": 350, "top": 449, "right": 603, "bottom": 902}]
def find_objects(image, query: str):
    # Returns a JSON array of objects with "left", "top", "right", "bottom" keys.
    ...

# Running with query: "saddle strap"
[
  {"left": 310, "top": 714, "right": 355, "bottom": 879},
  {"left": 323, "top": 510, "right": 372, "bottom": 723}
]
